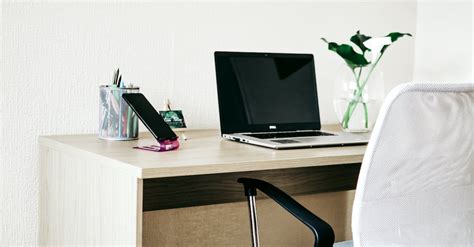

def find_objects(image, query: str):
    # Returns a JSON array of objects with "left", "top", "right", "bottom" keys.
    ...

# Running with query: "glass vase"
[{"left": 333, "top": 66, "right": 384, "bottom": 132}]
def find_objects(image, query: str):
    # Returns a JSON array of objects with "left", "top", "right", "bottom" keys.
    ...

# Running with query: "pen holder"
[{"left": 99, "top": 85, "right": 140, "bottom": 140}]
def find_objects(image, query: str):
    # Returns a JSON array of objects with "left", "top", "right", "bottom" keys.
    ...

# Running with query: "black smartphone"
[{"left": 122, "top": 93, "right": 177, "bottom": 142}]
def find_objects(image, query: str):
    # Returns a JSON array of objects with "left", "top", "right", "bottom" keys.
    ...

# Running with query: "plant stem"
[
  {"left": 342, "top": 68, "right": 361, "bottom": 128},
  {"left": 342, "top": 54, "right": 383, "bottom": 129},
  {"left": 343, "top": 69, "right": 357, "bottom": 128},
  {"left": 357, "top": 67, "right": 368, "bottom": 128},
  {"left": 363, "top": 102, "right": 368, "bottom": 128},
  {"left": 356, "top": 67, "right": 362, "bottom": 88}
]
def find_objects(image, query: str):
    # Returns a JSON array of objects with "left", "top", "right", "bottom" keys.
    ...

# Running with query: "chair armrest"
[{"left": 238, "top": 178, "right": 335, "bottom": 247}]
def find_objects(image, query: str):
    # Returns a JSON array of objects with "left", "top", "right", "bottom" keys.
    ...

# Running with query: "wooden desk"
[{"left": 39, "top": 126, "right": 366, "bottom": 246}]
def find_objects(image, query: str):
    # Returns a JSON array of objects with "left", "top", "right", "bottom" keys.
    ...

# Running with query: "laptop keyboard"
[{"left": 244, "top": 131, "right": 335, "bottom": 139}]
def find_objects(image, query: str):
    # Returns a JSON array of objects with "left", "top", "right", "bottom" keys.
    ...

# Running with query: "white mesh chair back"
[{"left": 351, "top": 83, "right": 474, "bottom": 246}]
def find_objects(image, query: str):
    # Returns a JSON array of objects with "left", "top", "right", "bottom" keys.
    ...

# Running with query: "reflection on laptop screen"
[{"left": 215, "top": 52, "right": 321, "bottom": 134}]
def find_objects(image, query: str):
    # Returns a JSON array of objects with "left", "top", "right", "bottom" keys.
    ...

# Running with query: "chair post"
[
  {"left": 238, "top": 178, "right": 335, "bottom": 247},
  {"left": 242, "top": 184, "right": 260, "bottom": 247},
  {"left": 247, "top": 195, "right": 260, "bottom": 247}
]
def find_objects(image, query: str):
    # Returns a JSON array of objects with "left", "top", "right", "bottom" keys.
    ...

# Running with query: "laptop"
[{"left": 214, "top": 51, "right": 369, "bottom": 149}]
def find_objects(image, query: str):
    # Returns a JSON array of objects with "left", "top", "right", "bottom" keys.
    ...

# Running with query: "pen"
[
  {"left": 113, "top": 68, "right": 119, "bottom": 85},
  {"left": 118, "top": 75, "right": 122, "bottom": 88},
  {"left": 127, "top": 104, "right": 132, "bottom": 137}
]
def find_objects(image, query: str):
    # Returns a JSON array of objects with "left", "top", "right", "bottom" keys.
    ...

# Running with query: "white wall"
[
  {"left": 0, "top": 2, "right": 4, "bottom": 242},
  {"left": 413, "top": 0, "right": 473, "bottom": 83},
  {"left": 1, "top": 1, "right": 418, "bottom": 245}
]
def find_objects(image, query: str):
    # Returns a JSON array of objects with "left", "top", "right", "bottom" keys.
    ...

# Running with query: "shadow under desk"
[{"left": 39, "top": 127, "right": 365, "bottom": 246}]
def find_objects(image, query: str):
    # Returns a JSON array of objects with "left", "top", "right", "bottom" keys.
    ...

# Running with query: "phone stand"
[{"left": 133, "top": 138, "right": 180, "bottom": 152}]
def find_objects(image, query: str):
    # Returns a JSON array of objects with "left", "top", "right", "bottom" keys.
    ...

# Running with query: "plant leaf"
[
  {"left": 336, "top": 45, "right": 370, "bottom": 69},
  {"left": 387, "top": 32, "right": 412, "bottom": 42},
  {"left": 321, "top": 38, "right": 338, "bottom": 52},
  {"left": 381, "top": 32, "right": 412, "bottom": 54},
  {"left": 350, "top": 30, "right": 371, "bottom": 53},
  {"left": 322, "top": 38, "right": 369, "bottom": 69}
]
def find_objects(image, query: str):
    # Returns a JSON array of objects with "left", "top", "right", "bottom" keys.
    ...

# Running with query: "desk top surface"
[{"left": 39, "top": 125, "right": 367, "bottom": 179}]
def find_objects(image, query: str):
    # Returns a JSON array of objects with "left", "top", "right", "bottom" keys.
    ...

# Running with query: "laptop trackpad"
[{"left": 271, "top": 139, "right": 301, "bottom": 144}]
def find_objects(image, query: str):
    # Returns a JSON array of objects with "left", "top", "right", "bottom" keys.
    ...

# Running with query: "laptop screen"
[{"left": 215, "top": 52, "right": 321, "bottom": 134}]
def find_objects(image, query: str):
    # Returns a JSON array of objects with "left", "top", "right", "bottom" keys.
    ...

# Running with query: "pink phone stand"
[{"left": 133, "top": 138, "right": 180, "bottom": 152}]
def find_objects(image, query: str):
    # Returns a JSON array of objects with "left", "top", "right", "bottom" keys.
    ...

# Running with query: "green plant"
[{"left": 322, "top": 31, "right": 411, "bottom": 129}]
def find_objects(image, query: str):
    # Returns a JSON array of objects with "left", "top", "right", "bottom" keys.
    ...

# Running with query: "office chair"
[{"left": 238, "top": 83, "right": 474, "bottom": 247}]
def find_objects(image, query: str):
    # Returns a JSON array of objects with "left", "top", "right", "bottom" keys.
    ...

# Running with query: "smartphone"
[{"left": 122, "top": 93, "right": 177, "bottom": 142}]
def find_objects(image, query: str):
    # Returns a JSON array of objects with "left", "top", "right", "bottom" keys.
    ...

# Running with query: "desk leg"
[
  {"left": 137, "top": 179, "right": 143, "bottom": 246},
  {"left": 39, "top": 145, "right": 143, "bottom": 246}
]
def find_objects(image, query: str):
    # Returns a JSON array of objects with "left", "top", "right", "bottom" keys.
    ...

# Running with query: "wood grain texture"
[
  {"left": 39, "top": 145, "right": 142, "bottom": 245},
  {"left": 143, "top": 191, "right": 355, "bottom": 246},
  {"left": 143, "top": 163, "right": 360, "bottom": 211},
  {"left": 38, "top": 125, "right": 366, "bottom": 246},
  {"left": 136, "top": 179, "right": 144, "bottom": 246},
  {"left": 38, "top": 125, "right": 367, "bottom": 179}
]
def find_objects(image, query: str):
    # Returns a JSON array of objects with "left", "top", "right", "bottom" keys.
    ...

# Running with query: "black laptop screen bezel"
[{"left": 214, "top": 51, "right": 322, "bottom": 135}]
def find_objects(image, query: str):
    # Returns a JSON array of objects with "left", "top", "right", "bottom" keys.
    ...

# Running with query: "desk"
[{"left": 39, "top": 126, "right": 366, "bottom": 246}]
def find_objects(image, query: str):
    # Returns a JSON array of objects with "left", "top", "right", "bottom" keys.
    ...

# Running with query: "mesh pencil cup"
[{"left": 99, "top": 85, "right": 139, "bottom": 140}]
